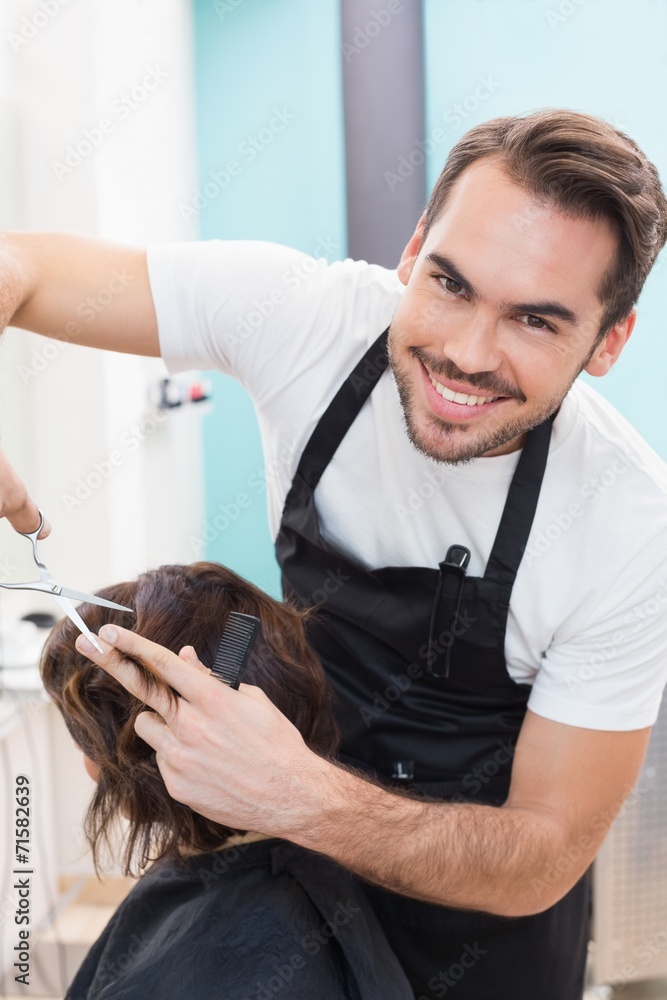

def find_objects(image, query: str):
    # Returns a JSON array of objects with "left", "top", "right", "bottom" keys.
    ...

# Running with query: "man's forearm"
[
  {"left": 0, "top": 231, "right": 158, "bottom": 355},
  {"left": 286, "top": 760, "right": 567, "bottom": 918}
]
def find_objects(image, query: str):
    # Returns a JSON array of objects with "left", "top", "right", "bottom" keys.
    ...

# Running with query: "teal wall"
[
  {"left": 192, "top": 0, "right": 346, "bottom": 595},
  {"left": 193, "top": 0, "right": 667, "bottom": 594},
  {"left": 423, "top": 0, "right": 667, "bottom": 457}
]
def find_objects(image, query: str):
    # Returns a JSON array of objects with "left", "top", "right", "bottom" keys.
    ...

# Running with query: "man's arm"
[
  {"left": 76, "top": 626, "right": 651, "bottom": 918},
  {"left": 294, "top": 708, "right": 650, "bottom": 916},
  {"left": 0, "top": 231, "right": 159, "bottom": 355},
  {"left": 0, "top": 231, "right": 160, "bottom": 531}
]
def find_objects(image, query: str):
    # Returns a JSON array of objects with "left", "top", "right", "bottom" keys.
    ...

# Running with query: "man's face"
[{"left": 389, "top": 157, "right": 630, "bottom": 463}]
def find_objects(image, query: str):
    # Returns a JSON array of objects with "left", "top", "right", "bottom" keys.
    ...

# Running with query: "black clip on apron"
[{"left": 276, "top": 328, "right": 591, "bottom": 1000}]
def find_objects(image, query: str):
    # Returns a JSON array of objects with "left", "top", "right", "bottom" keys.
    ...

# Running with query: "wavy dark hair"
[
  {"left": 40, "top": 562, "right": 338, "bottom": 876},
  {"left": 422, "top": 108, "right": 667, "bottom": 344}
]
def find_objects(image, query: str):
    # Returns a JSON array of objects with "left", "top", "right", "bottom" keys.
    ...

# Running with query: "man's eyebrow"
[{"left": 424, "top": 251, "right": 580, "bottom": 327}]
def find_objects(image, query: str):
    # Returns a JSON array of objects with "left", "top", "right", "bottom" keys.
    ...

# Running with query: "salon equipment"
[
  {"left": 151, "top": 375, "right": 213, "bottom": 410},
  {"left": 0, "top": 619, "right": 43, "bottom": 670},
  {"left": 21, "top": 611, "right": 58, "bottom": 629},
  {"left": 0, "top": 511, "right": 133, "bottom": 653},
  {"left": 211, "top": 612, "right": 260, "bottom": 688}
]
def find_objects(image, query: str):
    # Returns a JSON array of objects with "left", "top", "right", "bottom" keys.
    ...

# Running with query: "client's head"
[{"left": 40, "top": 561, "right": 338, "bottom": 875}]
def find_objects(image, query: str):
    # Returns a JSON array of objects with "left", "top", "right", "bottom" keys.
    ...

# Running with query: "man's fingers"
[
  {"left": 179, "top": 645, "right": 210, "bottom": 675},
  {"left": 134, "top": 709, "right": 170, "bottom": 751},
  {"left": 0, "top": 448, "right": 50, "bottom": 536},
  {"left": 96, "top": 625, "right": 211, "bottom": 701},
  {"left": 6, "top": 501, "right": 50, "bottom": 537},
  {"left": 74, "top": 631, "right": 180, "bottom": 723}
]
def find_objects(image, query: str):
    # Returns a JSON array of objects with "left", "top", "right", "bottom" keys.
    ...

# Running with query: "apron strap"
[
  {"left": 484, "top": 412, "right": 556, "bottom": 584},
  {"left": 289, "top": 319, "right": 554, "bottom": 587},
  {"left": 294, "top": 328, "right": 389, "bottom": 490}
]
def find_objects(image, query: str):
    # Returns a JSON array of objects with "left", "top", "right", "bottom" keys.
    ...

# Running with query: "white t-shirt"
[{"left": 147, "top": 239, "right": 667, "bottom": 733}]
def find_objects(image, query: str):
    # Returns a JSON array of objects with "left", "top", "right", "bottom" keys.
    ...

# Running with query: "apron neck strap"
[
  {"left": 484, "top": 412, "right": 556, "bottom": 584},
  {"left": 291, "top": 321, "right": 554, "bottom": 584},
  {"left": 294, "top": 328, "right": 389, "bottom": 490}
]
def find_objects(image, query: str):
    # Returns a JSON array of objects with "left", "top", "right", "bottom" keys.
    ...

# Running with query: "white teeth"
[{"left": 428, "top": 373, "right": 498, "bottom": 406}]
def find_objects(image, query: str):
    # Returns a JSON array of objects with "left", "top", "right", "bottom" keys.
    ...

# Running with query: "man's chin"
[{"left": 404, "top": 413, "right": 528, "bottom": 465}]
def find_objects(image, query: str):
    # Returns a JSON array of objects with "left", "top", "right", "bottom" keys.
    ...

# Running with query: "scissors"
[{"left": 0, "top": 511, "right": 133, "bottom": 653}]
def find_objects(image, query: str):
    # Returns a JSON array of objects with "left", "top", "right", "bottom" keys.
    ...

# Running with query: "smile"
[
  {"left": 416, "top": 360, "right": 512, "bottom": 425},
  {"left": 426, "top": 371, "right": 501, "bottom": 406}
]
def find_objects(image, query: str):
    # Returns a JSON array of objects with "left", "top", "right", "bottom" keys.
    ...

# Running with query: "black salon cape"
[{"left": 66, "top": 838, "right": 413, "bottom": 1000}]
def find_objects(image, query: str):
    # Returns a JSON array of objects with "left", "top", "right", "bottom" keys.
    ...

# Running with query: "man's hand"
[
  {"left": 74, "top": 625, "right": 334, "bottom": 838},
  {"left": 75, "top": 625, "right": 652, "bottom": 917},
  {"left": 0, "top": 448, "right": 49, "bottom": 537}
]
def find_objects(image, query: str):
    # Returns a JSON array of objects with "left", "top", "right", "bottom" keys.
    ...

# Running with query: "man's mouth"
[
  {"left": 415, "top": 359, "right": 514, "bottom": 424},
  {"left": 426, "top": 370, "right": 502, "bottom": 406}
]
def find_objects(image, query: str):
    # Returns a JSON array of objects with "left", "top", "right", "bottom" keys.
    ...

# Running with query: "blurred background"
[{"left": 0, "top": 1, "right": 666, "bottom": 996}]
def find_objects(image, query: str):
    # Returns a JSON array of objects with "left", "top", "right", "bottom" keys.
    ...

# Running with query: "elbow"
[
  {"left": 458, "top": 885, "right": 561, "bottom": 919},
  {"left": 499, "top": 896, "right": 558, "bottom": 918},
  {"left": 496, "top": 873, "right": 584, "bottom": 918},
  {"left": 495, "top": 804, "right": 593, "bottom": 917}
]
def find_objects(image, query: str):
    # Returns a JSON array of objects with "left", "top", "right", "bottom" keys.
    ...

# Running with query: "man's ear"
[
  {"left": 584, "top": 308, "right": 637, "bottom": 377},
  {"left": 397, "top": 213, "right": 427, "bottom": 286}
]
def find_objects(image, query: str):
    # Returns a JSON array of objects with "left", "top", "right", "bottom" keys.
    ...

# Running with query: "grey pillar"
[{"left": 340, "top": 0, "right": 426, "bottom": 269}]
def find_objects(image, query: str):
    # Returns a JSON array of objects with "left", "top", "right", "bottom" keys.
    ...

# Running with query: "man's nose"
[{"left": 443, "top": 312, "right": 503, "bottom": 376}]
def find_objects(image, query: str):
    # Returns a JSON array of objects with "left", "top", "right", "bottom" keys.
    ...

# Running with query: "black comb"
[{"left": 211, "top": 613, "right": 261, "bottom": 689}]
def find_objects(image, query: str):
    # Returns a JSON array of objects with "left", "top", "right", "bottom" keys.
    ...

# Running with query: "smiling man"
[
  {"left": 390, "top": 155, "right": 631, "bottom": 464},
  {"left": 2, "top": 109, "right": 667, "bottom": 1000}
]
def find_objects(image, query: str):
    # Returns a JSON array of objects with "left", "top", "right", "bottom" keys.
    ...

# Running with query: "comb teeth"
[{"left": 211, "top": 613, "right": 260, "bottom": 689}]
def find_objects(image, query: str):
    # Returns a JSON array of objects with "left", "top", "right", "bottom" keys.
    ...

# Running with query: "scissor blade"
[
  {"left": 53, "top": 595, "right": 104, "bottom": 654},
  {"left": 58, "top": 587, "right": 134, "bottom": 613}
]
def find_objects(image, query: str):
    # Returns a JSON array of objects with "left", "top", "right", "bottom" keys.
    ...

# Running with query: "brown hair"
[
  {"left": 422, "top": 109, "right": 667, "bottom": 343},
  {"left": 40, "top": 562, "right": 338, "bottom": 876}
]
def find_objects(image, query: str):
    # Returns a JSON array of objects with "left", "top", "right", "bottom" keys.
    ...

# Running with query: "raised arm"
[
  {"left": 0, "top": 231, "right": 160, "bottom": 532},
  {"left": 0, "top": 231, "right": 159, "bottom": 356}
]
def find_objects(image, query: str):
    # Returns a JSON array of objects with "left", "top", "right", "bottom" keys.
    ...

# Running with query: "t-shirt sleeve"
[
  {"left": 146, "top": 239, "right": 345, "bottom": 398},
  {"left": 527, "top": 538, "right": 667, "bottom": 731}
]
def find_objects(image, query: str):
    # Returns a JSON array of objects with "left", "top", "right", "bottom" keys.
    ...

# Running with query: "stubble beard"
[{"left": 388, "top": 337, "right": 583, "bottom": 466}]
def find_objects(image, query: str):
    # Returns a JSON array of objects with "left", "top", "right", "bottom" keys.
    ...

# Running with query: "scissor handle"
[
  {"left": 16, "top": 509, "right": 45, "bottom": 542},
  {"left": 16, "top": 509, "right": 48, "bottom": 575}
]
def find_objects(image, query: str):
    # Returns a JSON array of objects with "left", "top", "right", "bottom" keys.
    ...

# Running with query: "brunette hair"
[
  {"left": 40, "top": 562, "right": 338, "bottom": 875},
  {"left": 422, "top": 108, "right": 667, "bottom": 343}
]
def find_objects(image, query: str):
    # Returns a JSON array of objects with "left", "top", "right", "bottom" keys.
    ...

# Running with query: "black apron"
[{"left": 275, "top": 328, "right": 591, "bottom": 1000}]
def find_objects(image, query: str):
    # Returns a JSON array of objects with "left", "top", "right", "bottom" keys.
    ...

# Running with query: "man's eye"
[
  {"left": 440, "top": 276, "right": 464, "bottom": 295},
  {"left": 522, "top": 314, "right": 550, "bottom": 331}
]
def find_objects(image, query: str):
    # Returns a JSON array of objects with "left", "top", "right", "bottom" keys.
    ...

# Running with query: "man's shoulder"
[
  {"left": 557, "top": 379, "right": 667, "bottom": 500},
  {"left": 149, "top": 238, "right": 405, "bottom": 383},
  {"left": 169, "top": 238, "right": 405, "bottom": 316}
]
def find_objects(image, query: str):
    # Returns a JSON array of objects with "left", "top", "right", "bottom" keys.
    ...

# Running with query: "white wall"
[
  {"left": 0, "top": 0, "right": 203, "bottom": 893},
  {"left": 0, "top": 696, "right": 60, "bottom": 993}
]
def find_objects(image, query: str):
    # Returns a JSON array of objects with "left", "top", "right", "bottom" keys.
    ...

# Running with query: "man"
[{"left": 2, "top": 109, "right": 667, "bottom": 999}]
